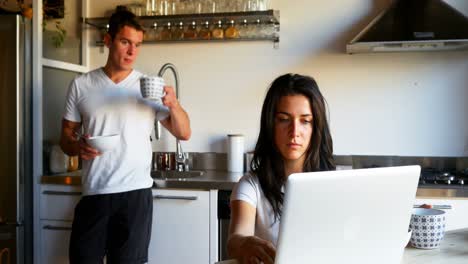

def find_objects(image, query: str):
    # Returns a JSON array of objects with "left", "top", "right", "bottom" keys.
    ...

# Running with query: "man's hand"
[
  {"left": 159, "top": 85, "right": 191, "bottom": 140},
  {"left": 162, "top": 86, "right": 180, "bottom": 109},
  {"left": 78, "top": 134, "right": 101, "bottom": 160}
]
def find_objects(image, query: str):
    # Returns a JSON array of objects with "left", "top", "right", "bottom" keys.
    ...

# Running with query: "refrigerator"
[{"left": 0, "top": 14, "right": 33, "bottom": 264}]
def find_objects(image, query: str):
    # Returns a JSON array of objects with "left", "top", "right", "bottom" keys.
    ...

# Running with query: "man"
[{"left": 59, "top": 8, "right": 191, "bottom": 264}]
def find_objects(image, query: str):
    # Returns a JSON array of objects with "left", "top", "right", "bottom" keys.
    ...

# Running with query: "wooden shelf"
[{"left": 84, "top": 10, "right": 280, "bottom": 47}]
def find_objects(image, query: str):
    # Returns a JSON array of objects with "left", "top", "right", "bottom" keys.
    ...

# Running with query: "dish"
[{"left": 86, "top": 134, "right": 120, "bottom": 152}]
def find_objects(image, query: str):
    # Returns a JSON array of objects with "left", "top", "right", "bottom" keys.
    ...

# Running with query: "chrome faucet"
[{"left": 156, "top": 63, "right": 189, "bottom": 171}]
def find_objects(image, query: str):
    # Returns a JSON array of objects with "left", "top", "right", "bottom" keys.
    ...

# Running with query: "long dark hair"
[{"left": 251, "top": 73, "right": 335, "bottom": 221}]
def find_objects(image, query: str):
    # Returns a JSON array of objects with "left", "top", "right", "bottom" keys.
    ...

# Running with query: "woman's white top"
[{"left": 230, "top": 173, "right": 280, "bottom": 245}]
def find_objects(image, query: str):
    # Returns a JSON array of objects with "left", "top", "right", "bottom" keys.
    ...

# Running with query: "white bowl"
[{"left": 86, "top": 134, "right": 120, "bottom": 152}]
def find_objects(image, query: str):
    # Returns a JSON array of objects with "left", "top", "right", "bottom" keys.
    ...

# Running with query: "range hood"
[{"left": 347, "top": 0, "right": 468, "bottom": 54}]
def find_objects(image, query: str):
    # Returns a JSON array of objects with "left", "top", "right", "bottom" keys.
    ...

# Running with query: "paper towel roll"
[{"left": 227, "top": 134, "right": 244, "bottom": 172}]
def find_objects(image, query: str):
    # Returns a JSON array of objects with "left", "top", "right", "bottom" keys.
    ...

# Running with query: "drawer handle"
[
  {"left": 43, "top": 225, "right": 72, "bottom": 231},
  {"left": 153, "top": 195, "right": 198, "bottom": 201},
  {"left": 42, "top": 191, "right": 82, "bottom": 196}
]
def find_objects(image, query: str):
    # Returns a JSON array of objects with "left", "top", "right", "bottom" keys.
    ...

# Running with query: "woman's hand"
[
  {"left": 79, "top": 134, "right": 101, "bottom": 160},
  {"left": 238, "top": 236, "right": 276, "bottom": 264}
]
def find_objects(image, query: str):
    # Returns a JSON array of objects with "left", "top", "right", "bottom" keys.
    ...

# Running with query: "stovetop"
[{"left": 418, "top": 168, "right": 468, "bottom": 189}]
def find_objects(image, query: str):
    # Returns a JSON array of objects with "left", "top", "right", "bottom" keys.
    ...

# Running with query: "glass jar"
[
  {"left": 261, "top": 19, "right": 277, "bottom": 38},
  {"left": 238, "top": 19, "right": 249, "bottom": 38},
  {"left": 146, "top": 0, "right": 158, "bottom": 15},
  {"left": 160, "top": 0, "right": 175, "bottom": 15},
  {"left": 258, "top": 0, "right": 269, "bottom": 11},
  {"left": 173, "top": 22, "right": 185, "bottom": 40},
  {"left": 184, "top": 21, "right": 198, "bottom": 40},
  {"left": 160, "top": 22, "right": 173, "bottom": 40},
  {"left": 198, "top": 21, "right": 211, "bottom": 40},
  {"left": 247, "top": 19, "right": 261, "bottom": 38},
  {"left": 225, "top": 20, "right": 239, "bottom": 39},
  {"left": 143, "top": 25, "right": 153, "bottom": 41},
  {"left": 211, "top": 20, "right": 224, "bottom": 39},
  {"left": 152, "top": 22, "right": 162, "bottom": 41}
]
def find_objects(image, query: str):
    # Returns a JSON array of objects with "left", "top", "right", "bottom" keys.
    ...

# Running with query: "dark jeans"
[{"left": 69, "top": 188, "right": 153, "bottom": 264}]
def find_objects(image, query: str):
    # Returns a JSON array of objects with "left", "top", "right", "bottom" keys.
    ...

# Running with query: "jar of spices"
[
  {"left": 198, "top": 21, "right": 211, "bottom": 40},
  {"left": 144, "top": 23, "right": 158, "bottom": 41},
  {"left": 247, "top": 19, "right": 261, "bottom": 38},
  {"left": 225, "top": 20, "right": 239, "bottom": 39},
  {"left": 183, "top": 21, "right": 198, "bottom": 40},
  {"left": 238, "top": 19, "right": 249, "bottom": 38},
  {"left": 173, "top": 22, "right": 185, "bottom": 40},
  {"left": 211, "top": 20, "right": 224, "bottom": 39},
  {"left": 152, "top": 22, "right": 162, "bottom": 41},
  {"left": 160, "top": 22, "right": 173, "bottom": 40}
]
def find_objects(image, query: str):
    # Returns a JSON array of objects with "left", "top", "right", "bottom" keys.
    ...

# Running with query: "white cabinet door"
[
  {"left": 40, "top": 185, "right": 82, "bottom": 221},
  {"left": 148, "top": 189, "right": 211, "bottom": 264},
  {"left": 40, "top": 220, "right": 72, "bottom": 264}
]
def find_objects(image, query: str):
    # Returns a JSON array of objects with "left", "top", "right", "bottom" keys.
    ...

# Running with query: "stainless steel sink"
[{"left": 152, "top": 170, "right": 204, "bottom": 180}]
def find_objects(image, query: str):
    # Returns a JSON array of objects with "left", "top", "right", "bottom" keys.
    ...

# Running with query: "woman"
[{"left": 227, "top": 73, "right": 335, "bottom": 264}]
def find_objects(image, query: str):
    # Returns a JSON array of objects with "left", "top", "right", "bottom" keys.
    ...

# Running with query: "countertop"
[
  {"left": 40, "top": 171, "right": 468, "bottom": 198},
  {"left": 402, "top": 228, "right": 468, "bottom": 264},
  {"left": 41, "top": 170, "right": 244, "bottom": 190}
]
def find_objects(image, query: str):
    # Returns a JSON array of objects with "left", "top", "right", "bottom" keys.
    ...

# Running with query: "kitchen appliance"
[
  {"left": 275, "top": 166, "right": 420, "bottom": 264},
  {"left": 217, "top": 190, "right": 231, "bottom": 261},
  {"left": 419, "top": 168, "right": 468, "bottom": 188},
  {"left": 0, "top": 15, "right": 33, "bottom": 264},
  {"left": 347, "top": 0, "right": 468, "bottom": 53}
]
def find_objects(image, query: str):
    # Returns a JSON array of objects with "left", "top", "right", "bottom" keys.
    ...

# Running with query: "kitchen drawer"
[
  {"left": 40, "top": 220, "right": 72, "bottom": 264},
  {"left": 40, "top": 185, "right": 82, "bottom": 221},
  {"left": 148, "top": 189, "right": 211, "bottom": 264}
]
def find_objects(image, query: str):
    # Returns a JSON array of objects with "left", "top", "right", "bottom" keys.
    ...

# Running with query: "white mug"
[
  {"left": 140, "top": 76, "right": 165, "bottom": 102},
  {"left": 409, "top": 208, "right": 446, "bottom": 249}
]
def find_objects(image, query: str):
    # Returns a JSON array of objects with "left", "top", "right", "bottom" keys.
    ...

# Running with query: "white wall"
[{"left": 86, "top": 0, "right": 468, "bottom": 156}]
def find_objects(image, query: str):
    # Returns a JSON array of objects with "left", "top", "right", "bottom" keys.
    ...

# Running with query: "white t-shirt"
[
  {"left": 63, "top": 68, "right": 161, "bottom": 195},
  {"left": 230, "top": 173, "right": 281, "bottom": 245}
]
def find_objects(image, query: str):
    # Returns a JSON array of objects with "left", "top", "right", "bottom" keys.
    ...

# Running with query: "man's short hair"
[{"left": 107, "top": 6, "right": 145, "bottom": 40}]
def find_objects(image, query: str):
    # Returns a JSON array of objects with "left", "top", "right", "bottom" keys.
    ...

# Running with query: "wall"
[{"left": 85, "top": 0, "right": 468, "bottom": 156}]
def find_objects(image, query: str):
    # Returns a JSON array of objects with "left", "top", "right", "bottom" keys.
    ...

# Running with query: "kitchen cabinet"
[
  {"left": 40, "top": 220, "right": 72, "bottom": 264},
  {"left": 148, "top": 189, "right": 217, "bottom": 264},
  {"left": 40, "top": 184, "right": 81, "bottom": 221},
  {"left": 39, "top": 184, "right": 81, "bottom": 264},
  {"left": 38, "top": 185, "right": 219, "bottom": 264}
]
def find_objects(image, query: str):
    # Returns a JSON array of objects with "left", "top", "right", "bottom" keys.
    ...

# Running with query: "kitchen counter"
[
  {"left": 41, "top": 171, "right": 468, "bottom": 197},
  {"left": 41, "top": 170, "right": 244, "bottom": 190},
  {"left": 416, "top": 188, "right": 468, "bottom": 199},
  {"left": 402, "top": 228, "right": 468, "bottom": 264},
  {"left": 152, "top": 170, "right": 244, "bottom": 190}
]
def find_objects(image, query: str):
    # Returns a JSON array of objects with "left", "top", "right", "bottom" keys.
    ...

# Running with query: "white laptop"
[{"left": 275, "top": 165, "right": 420, "bottom": 264}]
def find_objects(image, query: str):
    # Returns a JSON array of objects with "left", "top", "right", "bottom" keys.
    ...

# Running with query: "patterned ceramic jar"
[{"left": 409, "top": 208, "right": 446, "bottom": 249}]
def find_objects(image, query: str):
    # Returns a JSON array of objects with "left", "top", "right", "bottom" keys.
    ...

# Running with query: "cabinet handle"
[
  {"left": 153, "top": 195, "right": 198, "bottom": 201},
  {"left": 42, "top": 191, "right": 82, "bottom": 196},
  {"left": 43, "top": 225, "right": 72, "bottom": 231}
]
